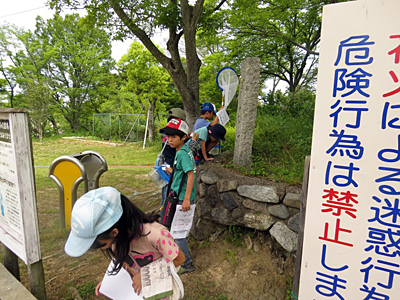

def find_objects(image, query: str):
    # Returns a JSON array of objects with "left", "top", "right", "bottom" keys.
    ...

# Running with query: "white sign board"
[
  {"left": 0, "top": 109, "right": 41, "bottom": 264},
  {"left": 299, "top": 0, "right": 400, "bottom": 298}
]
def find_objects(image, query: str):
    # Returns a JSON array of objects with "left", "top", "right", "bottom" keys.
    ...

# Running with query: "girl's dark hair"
[{"left": 91, "top": 194, "right": 159, "bottom": 275}]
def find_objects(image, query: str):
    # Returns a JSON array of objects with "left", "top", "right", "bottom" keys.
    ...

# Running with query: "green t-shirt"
[
  {"left": 171, "top": 143, "right": 197, "bottom": 202},
  {"left": 194, "top": 126, "right": 209, "bottom": 144}
]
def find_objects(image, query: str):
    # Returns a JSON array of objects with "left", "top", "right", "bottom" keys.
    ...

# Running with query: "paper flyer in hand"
[
  {"left": 216, "top": 108, "right": 229, "bottom": 126},
  {"left": 170, "top": 204, "right": 196, "bottom": 239},
  {"left": 99, "top": 261, "right": 143, "bottom": 300}
]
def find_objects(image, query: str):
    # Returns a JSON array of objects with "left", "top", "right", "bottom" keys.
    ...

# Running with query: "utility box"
[{"left": 49, "top": 151, "right": 108, "bottom": 229}]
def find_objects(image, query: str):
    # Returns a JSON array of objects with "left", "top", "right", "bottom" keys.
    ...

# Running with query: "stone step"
[{"left": 0, "top": 263, "right": 37, "bottom": 299}]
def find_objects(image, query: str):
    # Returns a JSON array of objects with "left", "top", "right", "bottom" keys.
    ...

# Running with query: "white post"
[{"left": 143, "top": 105, "right": 150, "bottom": 149}]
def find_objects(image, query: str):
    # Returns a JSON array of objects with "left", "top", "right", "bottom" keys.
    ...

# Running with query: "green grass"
[
  {"left": 76, "top": 282, "right": 97, "bottom": 299},
  {"left": 33, "top": 137, "right": 160, "bottom": 166},
  {"left": 185, "top": 279, "right": 229, "bottom": 300},
  {"left": 225, "top": 249, "right": 238, "bottom": 266}
]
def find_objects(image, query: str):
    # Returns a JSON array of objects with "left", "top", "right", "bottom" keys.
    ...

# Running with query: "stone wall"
[{"left": 191, "top": 162, "right": 302, "bottom": 253}]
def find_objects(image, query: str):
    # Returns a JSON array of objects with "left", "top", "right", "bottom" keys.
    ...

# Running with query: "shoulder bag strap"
[
  {"left": 176, "top": 173, "right": 187, "bottom": 198},
  {"left": 168, "top": 147, "right": 189, "bottom": 197},
  {"left": 166, "top": 168, "right": 175, "bottom": 196}
]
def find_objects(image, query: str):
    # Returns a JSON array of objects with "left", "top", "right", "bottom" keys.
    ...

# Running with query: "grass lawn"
[{"left": 33, "top": 137, "right": 160, "bottom": 166}]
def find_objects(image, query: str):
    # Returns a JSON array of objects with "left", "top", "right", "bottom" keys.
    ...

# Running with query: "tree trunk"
[
  {"left": 107, "top": 0, "right": 202, "bottom": 129},
  {"left": 180, "top": 0, "right": 204, "bottom": 129},
  {"left": 49, "top": 115, "right": 59, "bottom": 134},
  {"left": 38, "top": 124, "right": 43, "bottom": 142}
]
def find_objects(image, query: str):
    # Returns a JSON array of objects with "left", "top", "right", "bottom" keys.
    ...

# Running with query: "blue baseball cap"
[
  {"left": 64, "top": 187, "right": 123, "bottom": 257},
  {"left": 201, "top": 102, "right": 217, "bottom": 113}
]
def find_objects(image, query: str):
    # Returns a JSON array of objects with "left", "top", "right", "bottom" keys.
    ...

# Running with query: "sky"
[{"left": 0, "top": 0, "right": 142, "bottom": 62}]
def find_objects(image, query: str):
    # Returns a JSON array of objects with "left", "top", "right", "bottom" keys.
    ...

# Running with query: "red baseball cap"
[{"left": 160, "top": 118, "right": 189, "bottom": 136}]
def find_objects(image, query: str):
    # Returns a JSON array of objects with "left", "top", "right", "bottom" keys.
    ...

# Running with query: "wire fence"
[{"left": 92, "top": 113, "right": 168, "bottom": 142}]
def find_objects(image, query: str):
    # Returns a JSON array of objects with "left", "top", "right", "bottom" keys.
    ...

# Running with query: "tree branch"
[
  {"left": 214, "top": 0, "right": 227, "bottom": 11},
  {"left": 107, "top": 0, "right": 171, "bottom": 69}
]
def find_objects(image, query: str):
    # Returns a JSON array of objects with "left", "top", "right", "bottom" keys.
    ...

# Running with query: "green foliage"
[
  {"left": 92, "top": 112, "right": 167, "bottom": 142},
  {"left": 286, "top": 276, "right": 295, "bottom": 300},
  {"left": 197, "top": 239, "right": 211, "bottom": 250},
  {"left": 222, "top": 90, "right": 314, "bottom": 184},
  {"left": 226, "top": 225, "right": 245, "bottom": 247},
  {"left": 251, "top": 93, "right": 314, "bottom": 183},
  {"left": 220, "top": 126, "right": 236, "bottom": 154},
  {"left": 117, "top": 41, "right": 180, "bottom": 113},
  {"left": 0, "top": 14, "right": 115, "bottom": 133},
  {"left": 22, "top": 79, "right": 53, "bottom": 141},
  {"left": 49, "top": 0, "right": 210, "bottom": 123}
]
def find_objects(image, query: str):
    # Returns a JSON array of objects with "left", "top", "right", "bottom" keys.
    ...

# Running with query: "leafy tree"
[
  {"left": 22, "top": 79, "right": 53, "bottom": 141},
  {"left": 0, "top": 24, "right": 62, "bottom": 131},
  {"left": 33, "top": 14, "right": 115, "bottom": 131},
  {"left": 0, "top": 15, "right": 115, "bottom": 133},
  {"left": 49, "top": 0, "right": 229, "bottom": 128},
  {"left": 224, "top": 0, "right": 348, "bottom": 104},
  {"left": 0, "top": 78, "right": 6, "bottom": 104},
  {"left": 0, "top": 24, "right": 22, "bottom": 108},
  {"left": 117, "top": 41, "right": 178, "bottom": 141}
]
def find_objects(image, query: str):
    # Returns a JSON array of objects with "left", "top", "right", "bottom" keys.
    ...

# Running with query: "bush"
[{"left": 223, "top": 89, "right": 315, "bottom": 184}]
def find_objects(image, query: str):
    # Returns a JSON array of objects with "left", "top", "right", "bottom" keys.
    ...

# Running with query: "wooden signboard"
[{"left": 0, "top": 108, "right": 41, "bottom": 264}]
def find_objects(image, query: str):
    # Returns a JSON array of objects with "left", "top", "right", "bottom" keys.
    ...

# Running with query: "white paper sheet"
[
  {"left": 99, "top": 261, "right": 143, "bottom": 300},
  {"left": 170, "top": 204, "right": 196, "bottom": 239}
]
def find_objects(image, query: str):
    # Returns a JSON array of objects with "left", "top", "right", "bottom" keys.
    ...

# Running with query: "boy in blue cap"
[{"left": 193, "top": 102, "right": 220, "bottom": 131}]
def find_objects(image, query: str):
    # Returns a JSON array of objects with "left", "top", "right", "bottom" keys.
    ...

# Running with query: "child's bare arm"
[
  {"left": 182, "top": 170, "right": 194, "bottom": 212},
  {"left": 201, "top": 140, "right": 214, "bottom": 161},
  {"left": 210, "top": 106, "right": 223, "bottom": 127}
]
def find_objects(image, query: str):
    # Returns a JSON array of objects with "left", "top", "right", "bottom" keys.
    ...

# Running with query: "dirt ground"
[
  {"left": 38, "top": 228, "right": 294, "bottom": 300},
  {"left": 7, "top": 160, "right": 296, "bottom": 300}
]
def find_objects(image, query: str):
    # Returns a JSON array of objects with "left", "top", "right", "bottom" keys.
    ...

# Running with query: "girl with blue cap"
[{"left": 64, "top": 186, "right": 185, "bottom": 296}]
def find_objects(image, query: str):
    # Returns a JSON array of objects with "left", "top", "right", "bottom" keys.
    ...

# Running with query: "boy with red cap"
[{"left": 159, "top": 118, "right": 197, "bottom": 274}]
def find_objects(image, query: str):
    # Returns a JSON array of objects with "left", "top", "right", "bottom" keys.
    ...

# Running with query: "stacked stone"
[{"left": 192, "top": 169, "right": 302, "bottom": 253}]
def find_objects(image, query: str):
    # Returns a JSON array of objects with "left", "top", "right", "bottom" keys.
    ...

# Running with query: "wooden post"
[
  {"left": 3, "top": 245, "right": 20, "bottom": 281},
  {"left": 292, "top": 155, "right": 310, "bottom": 298},
  {"left": 28, "top": 260, "right": 47, "bottom": 300}
]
